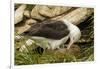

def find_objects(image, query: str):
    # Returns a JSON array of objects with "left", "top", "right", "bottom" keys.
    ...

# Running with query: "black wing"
[{"left": 21, "top": 20, "right": 70, "bottom": 40}]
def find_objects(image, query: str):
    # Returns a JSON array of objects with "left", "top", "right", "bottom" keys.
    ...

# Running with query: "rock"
[
  {"left": 15, "top": 4, "right": 27, "bottom": 24},
  {"left": 16, "top": 24, "right": 31, "bottom": 34},
  {"left": 25, "top": 19, "right": 37, "bottom": 25},
  {"left": 24, "top": 10, "right": 30, "bottom": 18},
  {"left": 60, "top": 8, "right": 94, "bottom": 25},
  {"left": 26, "top": 39, "right": 35, "bottom": 46},
  {"left": 15, "top": 35, "right": 23, "bottom": 41},
  {"left": 19, "top": 45, "right": 28, "bottom": 52},
  {"left": 39, "top": 6, "right": 71, "bottom": 17},
  {"left": 31, "top": 5, "right": 46, "bottom": 21}
]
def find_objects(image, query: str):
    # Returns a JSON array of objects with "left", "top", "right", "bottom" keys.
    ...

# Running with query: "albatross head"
[{"left": 62, "top": 19, "right": 81, "bottom": 49}]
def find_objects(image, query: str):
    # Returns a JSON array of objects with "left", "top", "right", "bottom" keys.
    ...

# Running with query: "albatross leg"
[{"left": 67, "top": 37, "right": 74, "bottom": 50}]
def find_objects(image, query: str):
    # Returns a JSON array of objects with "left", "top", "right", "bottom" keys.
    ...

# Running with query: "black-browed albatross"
[{"left": 21, "top": 19, "right": 81, "bottom": 50}]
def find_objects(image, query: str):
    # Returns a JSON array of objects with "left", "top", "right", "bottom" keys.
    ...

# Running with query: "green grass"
[{"left": 15, "top": 36, "right": 94, "bottom": 65}]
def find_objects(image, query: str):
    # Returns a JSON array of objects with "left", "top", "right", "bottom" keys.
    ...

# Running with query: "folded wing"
[{"left": 21, "top": 20, "right": 70, "bottom": 40}]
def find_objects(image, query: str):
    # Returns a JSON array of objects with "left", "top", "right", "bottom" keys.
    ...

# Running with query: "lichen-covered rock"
[
  {"left": 25, "top": 19, "right": 37, "bottom": 25},
  {"left": 39, "top": 6, "right": 71, "bottom": 17},
  {"left": 19, "top": 45, "right": 28, "bottom": 52},
  {"left": 60, "top": 8, "right": 94, "bottom": 25},
  {"left": 15, "top": 4, "right": 27, "bottom": 24},
  {"left": 16, "top": 24, "right": 31, "bottom": 34},
  {"left": 24, "top": 10, "right": 30, "bottom": 18},
  {"left": 15, "top": 35, "right": 23, "bottom": 41},
  {"left": 31, "top": 5, "right": 46, "bottom": 21},
  {"left": 26, "top": 39, "right": 35, "bottom": 46}
]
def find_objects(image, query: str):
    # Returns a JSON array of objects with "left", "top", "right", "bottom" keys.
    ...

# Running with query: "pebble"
[
  {"left": 19, "top": 45, "right": 28, "bottom": 52},
  {"left": 26, "top": 39, "right": 35, "bottom": 46}
]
